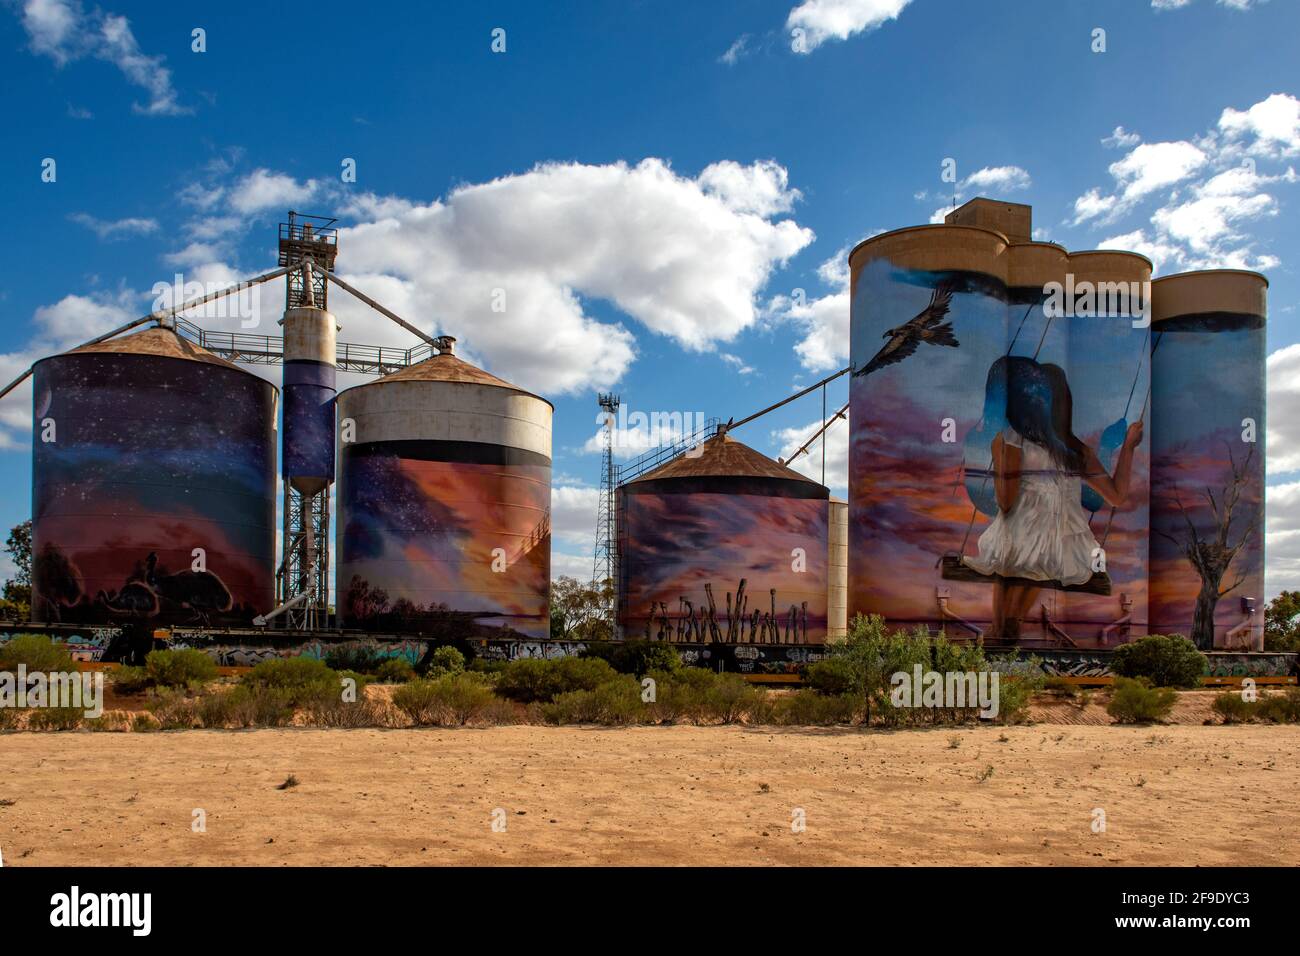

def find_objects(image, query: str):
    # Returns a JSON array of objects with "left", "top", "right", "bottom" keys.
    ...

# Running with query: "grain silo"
[
  {"left": 1149, "top": 270, "right": 1266, "bottom": 650},
  {"left": 827, "top": 497, "right": 848, "bottom": 638},
  {"left": 616, "top": 431, "right": 830, "bottom": 643},
  {"left": 848, "top": 198, "right": 1153, "bottom": 647},
  {"left": 335, "top": 337, "right": 552, "bottom": 638},
  {"left": 30, "top": 326, "right": 278, "bottom": 626}
]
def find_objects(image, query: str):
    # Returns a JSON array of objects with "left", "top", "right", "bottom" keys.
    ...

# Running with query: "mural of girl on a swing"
[{"left": 962, "top": 355, "right": 1144, "bottom": 640}]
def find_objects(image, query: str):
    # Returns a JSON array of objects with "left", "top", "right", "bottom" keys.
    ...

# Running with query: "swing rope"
[{"left": 1098, "top": 330, "right": 1159, "bottom": 548}]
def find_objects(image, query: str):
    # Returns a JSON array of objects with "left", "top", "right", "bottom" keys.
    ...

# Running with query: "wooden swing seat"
[{"left": 940, "top": 556, "right": 1111, "bottom": 595}]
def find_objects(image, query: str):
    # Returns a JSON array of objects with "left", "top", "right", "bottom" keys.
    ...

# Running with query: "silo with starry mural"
[
  {"left": 334, "top": 337, "right": 552, "bottom": 638},
  {"left": 29, "top": 325, "right": 278, "bottom": 627}
]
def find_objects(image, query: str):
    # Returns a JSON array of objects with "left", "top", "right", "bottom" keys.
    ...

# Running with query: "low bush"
[
  {"left": 704, "top": 673, "right": 769, "bottom": 724},
  {"left": 804, "top": 657, "right": 859, "bottom": 697},
  {"left": 1106, "top": 677, "right": 1177, "bottom": 724},
  {"left": 542, "top": 676, "right": 645, "bottom": 725},
  {"left": 374, "top": 658, "right": 415, "bottom": 683},
  {"left": 324, "top": 644, "right": 383, "bottom": 674},
  {"left": 109, "top": 665, "right": 153, "bottom": 695},
  {"left": 28, "top": 706, "right": 83, "bottom": 731},
  {"left": 240, "top": 656, "right": 338, "bottom": 706},
  {"left": 1257, "top": 688, "right": 1300, "bottom": 723},
  {"left": 1212, "top": 691, "right": 1256, "bottom": 724},
  {"left": 770, "top": 689, "right": 860, "bottom": 725},
  {"left": 495, "top": 656, "right": 618, "bottom": 703},
  {"left": 1111, "top": 635, "right": 1206, "bottom": 689},
  {"left": 0, "top": 706, "right": 22, "bottom": 731},
  {"left": 392, "top": 674, "right": 500, "bottom": 726},
  {"left": 131, "top": 712, "right": 161, "bottom": 732},
  {"left": 145, "top": 648, "right": 216, "bottom": 689},
  {"left": 147, "top": 688, "right": 201, "bottom": 729},
  {"left": 424, "top": 646, "right": 466, "bottom": 678},
  {"left": 0, "top": 634, "right": 75, "bottom": 672},
  {"left": 582, "top": 640, "right": 681, "bottom": 677},
  {"left": 198, "top": 685, "right": 295, "bottom": 728},
  {"left": 302, "top": 695, "right": 387, "bottom": 728}
]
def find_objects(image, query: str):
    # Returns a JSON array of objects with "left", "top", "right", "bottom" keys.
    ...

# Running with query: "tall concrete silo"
[
  {"left": 335, "top": 338, "right": 552, "bottom": 638},
  {"left": 30, "top": 326, "right": 277, "bottom": 627},
  {"left": 848, "top": 198, "right": 1153, "bottom": 647},
  {"left": 1149, "top": 270, "right": 1266, "bottom": 649},
  {"left": 616, "top": 431, "right": 830, "bottom": 643},
  {"left": 827, "top": 497, "right": 848, "bottom": 639}
]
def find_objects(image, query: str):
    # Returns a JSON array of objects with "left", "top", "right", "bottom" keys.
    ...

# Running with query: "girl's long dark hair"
[{"left": 984, "top": 355, "right": 1088, "bottom": 474}]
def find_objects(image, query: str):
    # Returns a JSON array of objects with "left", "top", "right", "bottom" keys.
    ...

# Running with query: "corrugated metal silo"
[
  {"left": 335, "top": 337, "right": 552, "bottom": 638},
  {"left": 827, "top": 497, "right": 848, "bottom": 639},
  {"left": 30, "top": 326, "right": 278, "bottom": 626},
  {"left": 1149, "top": 270, "right": 1266, "bottom": 649},
  {"left": 616, "top": 431, "right": 830, "bottom": 643}
]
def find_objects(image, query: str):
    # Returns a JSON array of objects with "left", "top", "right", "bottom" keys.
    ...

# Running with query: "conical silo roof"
[
  {"left": 629, "top": 432, "right": 825, "bottom": 486},
  {"left": 62, "top": 326, "right": 243, "bottom": 370}
]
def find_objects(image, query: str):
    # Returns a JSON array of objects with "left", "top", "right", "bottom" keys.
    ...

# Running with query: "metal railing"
[
  {"left": 615, "top": 416, "right": 722, "bottom": 485},
  {"left": 174, "top": 316, "right": 435, "bottom": 376}
]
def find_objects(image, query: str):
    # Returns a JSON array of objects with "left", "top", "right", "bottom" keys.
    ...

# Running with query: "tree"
[
  {"left": 1264, "top": 591, "right": 1300, "bottom": 653},
  {"left": 3, "top": 519, "right": 31, "bottom": 605},
  {"left": 550, "top": 576, "right": 614, "bottom": 642},
  {"left": 1154, "top": 445, "right": 1259, "bottom": 650}
]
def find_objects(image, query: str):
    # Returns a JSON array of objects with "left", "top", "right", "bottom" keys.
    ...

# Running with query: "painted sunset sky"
[
  {"left": 339, "top": 452, "right": 550, "bottom": 637},
  {"left": 848, "top": 260, "right": 1152, "bottom": 639}
]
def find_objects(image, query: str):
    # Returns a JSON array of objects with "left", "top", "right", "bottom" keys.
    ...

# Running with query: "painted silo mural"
[
  {"left": 1149, "top": 273, "right": 1266, "bottom": 650},
  {"left": 30, "top": 330, "right": 278, "bottom": 627},
  {"left": 335, "top": 346, "right": 553, "bottom": 639},
  {"left": 338, "top": 445, "right": 551, "bottom": 638},
  {"left": 618, "top": 436, "right": 830, "bottom": 643},
  {"left": 848, "top": 248, "right": 1152, "bottom": 647}
]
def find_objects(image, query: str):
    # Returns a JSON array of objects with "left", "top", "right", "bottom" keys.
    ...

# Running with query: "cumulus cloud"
[
  {"left": 228, "top": 169, "right": 320, "bottom": 216},
  {"left": 771, "top": 407, "right": 850, "bottom": 494},
  {"left": 1267, "top": 344, "right": 1300, "bottom": 476},
  {"left": 960, "top": 165, "right": 1031, "bottom": 193},
  {"left": 1073, "top": 94, "right": 1298, "bottom": 272},
  {"left": 1102, "top": 126, "right": 1142, "bottom": 149},
  {"left": 767, "top": 245, "right": 853, "bottom": 372},
  {"left": 786, "top": 0, "right": 913, "bottom": 53},
  {"left": 719, "top": 34, "right": 752, "bottom": 65},
  {"left": 14, "top": 0, "right": 188, "bottom": 115},
  {"left": 335, "top": 158, "right": 813, "bottom": 394}
]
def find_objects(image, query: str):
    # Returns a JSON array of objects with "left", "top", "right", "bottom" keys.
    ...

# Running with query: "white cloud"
[
  {"left": 771, "top": 408, "right": 850, "bottom": 493},
  {"left": 1110, "top": 141, "right": 1207, "bottom": 203},
  {"left": 1071, "top": 186, "right": 1119, "bottom": 225},
  {"left": 1151, "top": 0, "right": 1193, "bottom": 9},
  {"left": 1265, "top": 480, "right": 1300, "bottom": 599},
  {"left": 1102, "top": 126, "right": 1142, "bottom": 149},
  {"left": 336, "top": 158, "right": 813, "bottom": 394},
  {"left": 767, "top": 245, "right": 854, "bottom": 372},
  {"left": 719, "top": 34, "right": 752, "bottom": 65},
  {"left": 960, "top": 165, "right": 1031, "bottom": 193},
  {"left": 1153, "top": 0, "right": 1268, "bottom": 9},
  {"left": 1096, "top": 229, "right": 1184, "bottom": 272},
  {"left": 1267, "top": 344, "right": 1300, "bottom": 476},
  {"left": 698, "top": 159, "right": 801, "bottom": 217},
  {"left": 787, "top": 0, "right": 913, "bottom": 53},
  {"left": 228, "top": 169, "right": 320, "bottom": 215},
  {"left": 550, "top": 484, "right": 599, "bottom": 549},
  {"left": 68, "top": 212, "right": 158, "bottom": 240},
  {"left": 1219, "top": 92, "right": 1300, "bottom": 158},
  {"left": 16, "top": 0, "right": 188, "bottom": 115}
]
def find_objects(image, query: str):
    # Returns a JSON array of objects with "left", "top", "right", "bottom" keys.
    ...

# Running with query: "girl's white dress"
[{"left": 963, "top": 427, "right": 1100, "bottom": 586}]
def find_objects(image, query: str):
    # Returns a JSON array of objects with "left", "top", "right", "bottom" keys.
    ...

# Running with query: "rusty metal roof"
[
  {"left": 628, "top": 433, "right": 822, "bottom": 484},
  {"left": 66, "top": 326, "right": 242, "bottom": 369},
  {"left": 365, "top": 352, "right": 552, "bottom": 406}
]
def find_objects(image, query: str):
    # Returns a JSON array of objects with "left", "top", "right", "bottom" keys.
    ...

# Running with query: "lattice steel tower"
[{"left": 592, "top": 393, "right": 620, "bottom": 594}]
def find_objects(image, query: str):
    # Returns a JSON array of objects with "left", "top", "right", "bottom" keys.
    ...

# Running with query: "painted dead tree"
[{"left": 1155, "top": 444, "right": 1259, "bottom": 650}]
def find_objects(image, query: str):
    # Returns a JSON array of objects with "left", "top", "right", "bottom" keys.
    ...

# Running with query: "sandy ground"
[{"left": 2, "top": 723, "right": 1297, "bottom": 866}]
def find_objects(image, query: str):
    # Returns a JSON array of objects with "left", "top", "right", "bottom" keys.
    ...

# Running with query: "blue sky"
[{"left": 2, "top": 0, "right": 1299, "bottom": 592}]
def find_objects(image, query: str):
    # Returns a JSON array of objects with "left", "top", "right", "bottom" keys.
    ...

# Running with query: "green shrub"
[
  {"left": 1111, "top": 635, "right": 1206, "bottom": 689},
  {"left": 495, "top": 656, "right": 617, "bottom": 703},
  {"left": 704, "top": 673, "right": 769, "bottom": 724},
  {"left": 542, "top": 675, "right": 645, "bottom": 725},
  {"left": 131, "top": 712, "right": 160, "bottom": 732},
  {"left": 804, "top": 657, "right": 859, "bottom": 696},
  {"left": 28, "top": 706, "right": 84, "bottom": 731},
  {"left": 425, "top": 646, "right": 466, "bottom": 678},
  {"left": 583, "top": 640, "right": 681, "bottom": 677},
  {"left": 110, "top": 665, "right": 154, "bottom": 695},
  {"left": 200, "top": 684, "right": 296, "bottom": 728},
  {"left": 392, "top": 674, "right": 499, "bottom": 726},
  {"left": 1212, "top": 691, "right": 1256, "bottom": 724},
  {"left": 1107, "top": 677, "right": 1177, "bottom": 724},
  {"left": 84, "top": 711, "right": 131, "bottom": 732},
  {"left": 0, "top": 706, "right": 22, "bottom": 731},
  {"left": 240, "top": 656, "right": 338, "bottom": 705},
  {"left": 0, "top": 634, "right": 75, "bottom": 672},
  {"left": 145, "top": 648, "right": 217, "bottom": 689},
  {"left": 332, "top": 670, "right": 373, "bottom": 695},
  {"left": 302, "top": 695, "right": 385, "bottom": 728},
  {"left": 770, "top": 689, "right": 859, "bottom": 725},
  {"left": 1257, "top": 688, "right": 1300, "bottom": 723},
  {"left": 324, "top": 644, "right": 383, "bottom": 674},
  {"left": 147, "top": 687, "right": 201, "bottom": 729},
  {"left": 646, "top": 667, "right": 715, "bottom": 722},
  {"left": 374, "top": 658, "right": 415, "bottom": 683}
]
